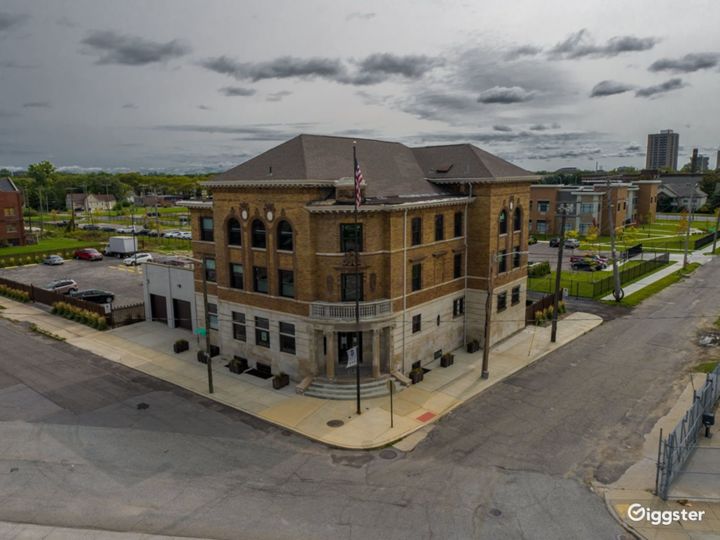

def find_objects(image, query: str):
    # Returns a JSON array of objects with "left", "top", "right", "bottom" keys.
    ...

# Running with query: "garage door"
[
  {"left": 150, "top": 294, "right": 168, "bottom": 324},
  {"left": 173, "top": 299, "right": 192, "bottom": 330}
]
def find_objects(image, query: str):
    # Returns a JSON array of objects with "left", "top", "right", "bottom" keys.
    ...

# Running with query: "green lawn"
[
  {"left": 529, "top": 261, "right": 645, "bottom": 296},
  {"left": 0, "top": 237, "right": 98, "bottom": 256},
  {"left": 616, "top": 263, "right": 700, "bottom": 307},
  {"left": 695, "top": 360, "right": 719, "bottom": 374}
]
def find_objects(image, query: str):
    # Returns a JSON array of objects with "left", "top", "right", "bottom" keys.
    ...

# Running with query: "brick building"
[
  {"left": 0, "top": 177, "right": 26, "bottom": 247},
  {"left": 184, "top": 135, "right": 537, "bottom": 386}
]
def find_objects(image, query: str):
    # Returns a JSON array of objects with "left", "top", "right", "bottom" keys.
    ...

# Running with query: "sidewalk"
[
  {"left": 0, "top": 520, "right": 209, "bottom": 540},
  {"left": 601, "top": 248, "right": 712, "bottom": 301},
  {"left": 0, "top": 299, "right": 601, "bottom": 450},
  {"left": 601, "top": 374, "right": 720, "bottom": 539}
]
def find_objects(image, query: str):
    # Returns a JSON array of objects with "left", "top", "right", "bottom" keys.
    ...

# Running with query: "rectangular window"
[
  {"left": 340, "top": 223, "right": 363, "bottom": 252},
  {"left": 412, "top": 314, "right": 421, "bottom": 334},
  {"left": 204, "top": 257, "right": 216, "bottom": 282},
  {"left": 497, "top": 292, "right": 507, "bottom": 312},
  {"left": 255, "top": 317, "right": 270, "bottom": 348},
  {"left": 341, "top": 273, "right": 364, "bottom": 301},
  {"left": 411, "top": 263, "right": 422, "bottom": 291},
  {"left": 454, "top": 211, "right": 463, "bottom": 237},
  {"left": 278, "top": 269, "right": 295, "bottom": 298},
  {"left": 253, "top": 266, "right": 268, "bottom": 294},
  {"left": 6, "top": 224, "right": 17, "bottom": 233},
  {"left": 3, "top": 207, "right": 15, "bottom": 217},
  {"left": 411, "top": 217, "right": 422, "bottom": 246},
  {"left": 434, "top": 214, "right": 444, "bottom": 241},
  {"left": 279, "top": 322, "right": 296, "bottom": 354},
  {"left": 232, "top": 311, "right": 246, "bottom": 341},
  {"left": 536, "top": 220, "right": 547, "bottom": 234},
  {"left": 207, "top": 303, "right": 218, "bottom": 330},
  {"left": 229, "top": 263, "right": 244, "bottom": 289},
  {"left": 200, "top": 216, "right": 214, "bottom": 241},
  {"left": 580, "top": 203, "right": 595, "bottom": 213},
  {"left": 498, "top": 250, "right": 507, "bottom": 273},
  {"left": 538, "top": 201, "right": 549, "bottom": 213},
  {"left": 512, "top": 247, "right": 521, "bottom": 269},
  {"left": 511, "top": 286, "right": 520, "bottom": 306},
  {"left": 453, "top": 253, "right": 463, "bottom": 279},
  {"left": 453, "top": 297, "right": 465, "bottom": 318}
]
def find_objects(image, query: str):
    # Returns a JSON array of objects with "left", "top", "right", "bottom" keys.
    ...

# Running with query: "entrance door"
[
  {"left": 150, "top": 294, "right": 167, "bottom": 323},
  {"left": 337, "top": 331, "right": 363, "bottom": 366},
  {"left": 173, "top": 299, "right": 192, "bottom": 330}
]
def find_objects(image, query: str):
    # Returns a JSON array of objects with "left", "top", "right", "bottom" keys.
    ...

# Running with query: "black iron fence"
[{"left": 694, "top": 232, "right": 716, "bottom": 250}]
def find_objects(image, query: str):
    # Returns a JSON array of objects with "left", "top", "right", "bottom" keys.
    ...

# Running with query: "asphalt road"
[
  {"left": 0, "top": 257, "right": 146, "bottom": 305},
  {"left": 0, "top": 259, "right": 718, "bottom": 539}
]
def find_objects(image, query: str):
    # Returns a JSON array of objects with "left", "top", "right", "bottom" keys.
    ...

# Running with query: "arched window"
[
  {"left": 227, "top": 218, "right": 242, "bottom": 246},
  {"left": 499, "top": 209, "right": 508, "bottom": 235},
  {"left": 513, "top": 207, "right": 522, "bottom": 232},
  {"left": 251, "top": 219, "right": 266, "bottom": 248},
  {"left": 277, "top": 220, "right": 293, "bottom": 251}
]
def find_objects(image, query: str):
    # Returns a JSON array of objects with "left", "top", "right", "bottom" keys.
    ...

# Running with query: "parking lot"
[
  {"left": 0, "top": 256, "right": 146, "bottom": 306},
  {"left": 529, "top": 241, "right": 594, "bottom": 271}
]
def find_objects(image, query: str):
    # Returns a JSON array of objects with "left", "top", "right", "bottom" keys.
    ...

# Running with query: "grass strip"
[{"left": 617, "top": 263, "right": 701, "bottom": 307}]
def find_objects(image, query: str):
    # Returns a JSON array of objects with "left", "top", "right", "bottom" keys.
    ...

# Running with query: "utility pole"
[
  {"left": 712, "top": 208, "right": 720, "bottom": 254},
  {"left": 606, "top": 180, "right": 623, "bottom": 301},
  {"left": 481, "top": 250, "right": 494, "bottom": 379},
  {"left": 353, "top": 144, "right": 362, "bottom": 415},
  {"left": 683, "top": 183, "right": 696, "bottom": 268},
  {"left": 551, "top": 209, "right": 567, "bottom": 342},
  {"left": 199, "top": 258, "right": 214, "bottom": 394}
]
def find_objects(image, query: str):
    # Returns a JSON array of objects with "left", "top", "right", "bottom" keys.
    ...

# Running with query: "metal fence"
[
  {"left": 656, "top": 363, "right": 720, "bottom": 500},
  {"left": 694, "top": 232, "right": 716, "bottom": 250}
]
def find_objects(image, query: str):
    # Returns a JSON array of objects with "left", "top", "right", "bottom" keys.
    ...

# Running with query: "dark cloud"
[
  {"left": 493, "top": 125, "right": 513, "bottom": 132},
  {"left": 548, "top": 29, "right": 658, "bottom": 59},
  {"left": 199, "top": 53, "right": 441, "bottom": 85},
  {"left": 635, "top": 78, "right": 686, "bottom": 98},
  {"left": 266, "top": 90, "right": 292, "bottom": 102},
  {"left": 648, "top": 52, "right": 720, "bottom": 73},
  {"left": 0, "top": 12, "right": 28, "bottom": 32},
  {"left": 0, "top": 60, "right": 36, "bottom": 69},
  {"left": 590, "top": 80, "right": 635, "bottom": 98},
  {"left": 503, "top": 45, "right": 542, "bottom": 61},
  {"left": 121, "top": 103, "right": 137, "bottom": 109},
  {"left": 155, "top": 123, "right": 317, "bottom": 142},
  {"left": 23, "top": 101, "right": 51, "bottom": 108},
  {"left": 197, "top": 105, "right": 211, "bottom": 111},
  {"left": 346, "top": 12, "right": 376, "bottom": 21},
  {"left": 219, "top": 86, "right": 256, "bottom": 97},
  {"left": 400, "top": 92, "right": 477, "bottom": 119},
  {"left": 529, "top": 124, "right": 557, "bottom": 131},
  {"left": 477, "top": 86, "right": 534, "bottom": 104},
  {"left": 81, "top": 30, "right": 191, "bottom": 65},
  {"left": 524, "top": 148, "right": 602, "bottom": 160}
]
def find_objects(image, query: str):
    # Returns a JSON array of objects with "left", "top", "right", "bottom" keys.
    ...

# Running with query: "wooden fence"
[{"left": 525, "top": 293, "right": 558, "bottom": 325}]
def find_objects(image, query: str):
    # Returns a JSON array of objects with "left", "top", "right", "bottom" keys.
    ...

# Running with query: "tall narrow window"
[
  {"left": 232, "top": 312, "right": 246, "bottom": 341},
  {"left": 411, "top": 217, "right": 422, "bottom": 246},
  {"left": 412, "top": 314, "right": 421, "bottom": 334},
  {"left": 200, "top": 216, "right": 214, "bottom": 241},
  {"left": 499, "top": 210, "right": 507, "bottom": 235},
  {"left": 512, "top": 247, "right": 521, "bottom": 269},
  {"left": 454, "top": 211, "right": 463, "bottom": 237},
  {"left": 255, "top": 317, "right": 270, "bottom": 348},
  {"left": 253, "top": 266, "right": 268, "bottom": 293},
  {"left": 453, "top": 253, "right": 463, "bottom": 279},
  {"left": 204, "top": 257, "right": 216, "bottom": 282},
  {"left": 340, "top": 223, "right": 362, "bottom": 252},
  {"left": 279, "top": 322, "right": 296, "bottom": 354},
  {"left": 230, "top": 263, "right": 244, "bottom": 289},
  {"left": 341, "top": 273, "right": 363, "bottom": 301},
  {"left": 511, "top": 286, "right": 521, "bottom": 305},
  {"left": 227, "top": 218, "right": 242, "bottom": 245},
  {"left": 277, "top": 220, "right": 293, "bottom": 251},
  {"left": 278, "top": 269, "right": 294, "bottom": 298},
  {"left": 434, "top": 214, "right": 444, "bottom": 241},
  {"left": 207, "top": 303, "right": 218, "bottom": 330},
  {"left": 453, "top": 297, "right": 465, "bottom": 318},
  {"left": 513, "top": 207, "right": 522, "bottom": 232},
  {"left": 251, "top": 219, "right": 266, "bottom": 248},
  {"left": 498, "top": 250, "right": 507, "bottom": 273},
  {"left": 412, "top": 263, "right": 422, "bottom": 291},
  {"left": 497, "top": 292, "right": 507, "bottom": 312}
]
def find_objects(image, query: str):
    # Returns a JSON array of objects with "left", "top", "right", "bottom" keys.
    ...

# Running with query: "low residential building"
[
  {"left": 0, "top": 177, "right": 26, "bottom": 247},
  {"left": 529, "top": 178, "right": 659, "bottom": 236},
  {"left": 65, "top": 193, "right": 117, "bottom": 212},
  {"left": 657, "top": 175, "right": 707, "bottom": 212},
  {"left": 182, "top": 134, "right": 538, "bottom": 384}
]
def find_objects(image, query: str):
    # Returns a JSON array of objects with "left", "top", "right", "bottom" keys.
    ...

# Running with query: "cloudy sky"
[{"left": 0, "top": 0, "right": 718, "bottom": 173}]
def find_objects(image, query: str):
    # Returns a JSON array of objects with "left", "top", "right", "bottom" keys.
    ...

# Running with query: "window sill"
[
  {"left": 228, "top": 244, "right": 242, "bottom": 249},
  {"left": 277, "top": 249, "right": 294, "bottom": 254},
  {"left": 251, "top": 247, "right": 267, "bottom": 252}
]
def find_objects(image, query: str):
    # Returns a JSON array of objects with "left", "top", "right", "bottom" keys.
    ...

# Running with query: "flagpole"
[{"left": 353, "top": 144, "right": 361, "bottom": 415}]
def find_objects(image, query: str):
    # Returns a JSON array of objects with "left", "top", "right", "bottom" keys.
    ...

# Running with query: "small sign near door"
[{"left": 346, "top": 346, "right": 358, "bottom": 368}]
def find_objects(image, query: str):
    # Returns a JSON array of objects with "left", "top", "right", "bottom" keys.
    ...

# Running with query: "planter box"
[
  {"left": 409, "top": 370, "right": 424, "bottom": 384},
  {"left": 209, "top": 345, "right": 220, "bottom": 357},
  {"left": 173, "top": 340, "right": 189, "bottom": 354},
  {"left": 196, "top": 350, "right": 208, "bottom": 364},
  {"left": 440, "top": 354, "right": 454, "bottom": 368},
  {"left": 273, "top": 373, "right": 290, "bottom": 389},
  {"left": 466, "top": 340, "right": 480, "bottom": 353},
  {"left": 227, "top": 356, "right": 248, "bottom": 374}
]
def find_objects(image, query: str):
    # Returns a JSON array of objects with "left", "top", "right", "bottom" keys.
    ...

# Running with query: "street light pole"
[
  {"left": 551, "top": 209, "right": 567, "bottom": 343},
  {"left": 199, "top": 257, "right": 214, "bottom": 394},
  {"left": 481, "top": 250, "right": 494, "bottom": 379},
  {"left": 712, "top": 208, "right": 720, "bottom": 254},
  {"left": 683, "top": 183, "right": 697, "bottom": 269}
]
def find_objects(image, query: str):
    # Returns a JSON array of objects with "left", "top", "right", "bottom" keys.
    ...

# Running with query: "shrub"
[
  {"left": 558, "top": 300, "right": 566, "bottom": 314},
  {"left": 0, "top": 284, "right": 30, "bottom": 303},
  {"left": 535, "top": 310, "right": 545, "bottom": 325},
  {"left": 51, "top": 301, "right": 108, "bottom": 330},
  {"left": 529, "top": 261, "right": 551, "bottom": 278},
  {"left": 546, "top": 305, "right": 554, "bottom": 318}
]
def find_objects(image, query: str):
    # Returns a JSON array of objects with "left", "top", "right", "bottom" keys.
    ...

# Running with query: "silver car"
[
  {"left": 42, "top": 254, "right": 64, "bottom": 265},
  {"left": 45, "top": 279, "right": 79, "bottom": 294}
]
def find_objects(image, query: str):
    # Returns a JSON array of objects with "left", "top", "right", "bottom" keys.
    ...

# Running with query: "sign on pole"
[
  {"left": 346, "top": 346, "right": 358, "bottom": 368},
  {"left": 194, "top": 328, "right": 207, "bottom": 336}
]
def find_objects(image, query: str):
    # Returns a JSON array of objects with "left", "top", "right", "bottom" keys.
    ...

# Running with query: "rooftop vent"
[{"left": 434, "top": 163, "right": 454, "bottom": 174}]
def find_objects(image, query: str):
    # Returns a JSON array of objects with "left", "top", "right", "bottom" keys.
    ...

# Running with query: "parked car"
[
  {"left": 44, "top": 279, "right": 78, "bottom": 294},
  {"left": 549, "top": 237, "right": 561, "bottom": 247},
  {"left": 42, "top": 254, "right": 64, "bottom": 265},
  {"left": 163, "top": 230, "right": 181, "bottom": 238},
  {"left": 570, "top": 254, "right": 608, "bottom": 268},
  {"left": 74, "top": 248, "right": 103, "bottom": 261},
  {"left": 564, "top": 238, "right": 580, "bottom": 249},
  {"left": 69, "top": 289, "right": 115, "bottom": 304},
  {"left": 571, "top": 259, "right": 601, "bottom": 271},
  {"left": 80, "top": 223, "right": 99, "bottom": 231},
  {"left": 146, "top": 229, "right": 160, "bottom": 237},
  {"left": 178, "top": 231, "right": 192, "bottom": 240},
  {"left": 528, "top": 235, "right": 537, "bottom": 245},
  {"left": 123, "top": 252, "right": 153, "bottom": 266},
  {"left": 99, "top": 224, "right": 117, "bottom": 232}
]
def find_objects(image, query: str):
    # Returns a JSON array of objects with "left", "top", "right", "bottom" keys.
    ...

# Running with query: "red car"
[{"left": 74, "top": 248, "right": 103, "bottom": 261}]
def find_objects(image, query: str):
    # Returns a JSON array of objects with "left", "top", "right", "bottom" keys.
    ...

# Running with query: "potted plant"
[
  {"left": 466, "top": 339, "right": 480, "bottom": 353},
  {"left": 173, "top": 339, "right": 189, "bottom": 353},
  {"left": 273, "top": 372, "right": 290, "bottom": 389},
  {"left": 196, "top": 350, "right": 208, "bottom": 364},
  {"left": 441, "top": 352, "right": 454, "bottom": 368},
  {"left": 409, "top": 367, "right": 424, "bottom": 384},
  {"left": 226, "top": 356, "right": 248, "bottom": 374}
]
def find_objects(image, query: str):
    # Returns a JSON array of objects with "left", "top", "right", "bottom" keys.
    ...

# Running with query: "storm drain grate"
[
  {"left": 326, "top": 419, "right": 344, "bottom": 428},
  {"left": 379, "top": 449, "right": 397, "bottom": 460},
  {"left": 489, "top": 508, "right": 502, "bottom": 517}
]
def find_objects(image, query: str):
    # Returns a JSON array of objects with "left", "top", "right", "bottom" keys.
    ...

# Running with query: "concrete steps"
[{"left": 304, "top": 377, "right": 401, "bottom": 400}]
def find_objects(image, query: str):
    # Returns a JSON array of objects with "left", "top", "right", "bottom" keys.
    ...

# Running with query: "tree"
[
  {"left": 676, "top": 210, "right": 689, "bottom": 234},
  {"left": 27, "top": 161, "right": 56, "bottom": 186},
  {"left": 565, "top": 229, "right": 579, "bottom": 239},
  {"left": 585, "top": 225, "right": 599, "bottom": 252}
]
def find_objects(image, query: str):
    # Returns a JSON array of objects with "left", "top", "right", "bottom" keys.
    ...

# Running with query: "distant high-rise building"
[
  {"left": 697, "top": 154, "right": 709, "bottom": 173},
  {"left": 646, "top": 129, "right": 679, "bottom": 171},
  {"left": 716, "top": 149, "right": 720, "bottom": 171}
]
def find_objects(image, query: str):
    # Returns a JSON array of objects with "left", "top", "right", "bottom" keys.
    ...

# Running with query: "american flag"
[{"left": 353, "top": 147, "right": 363, "bottom": 210}]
